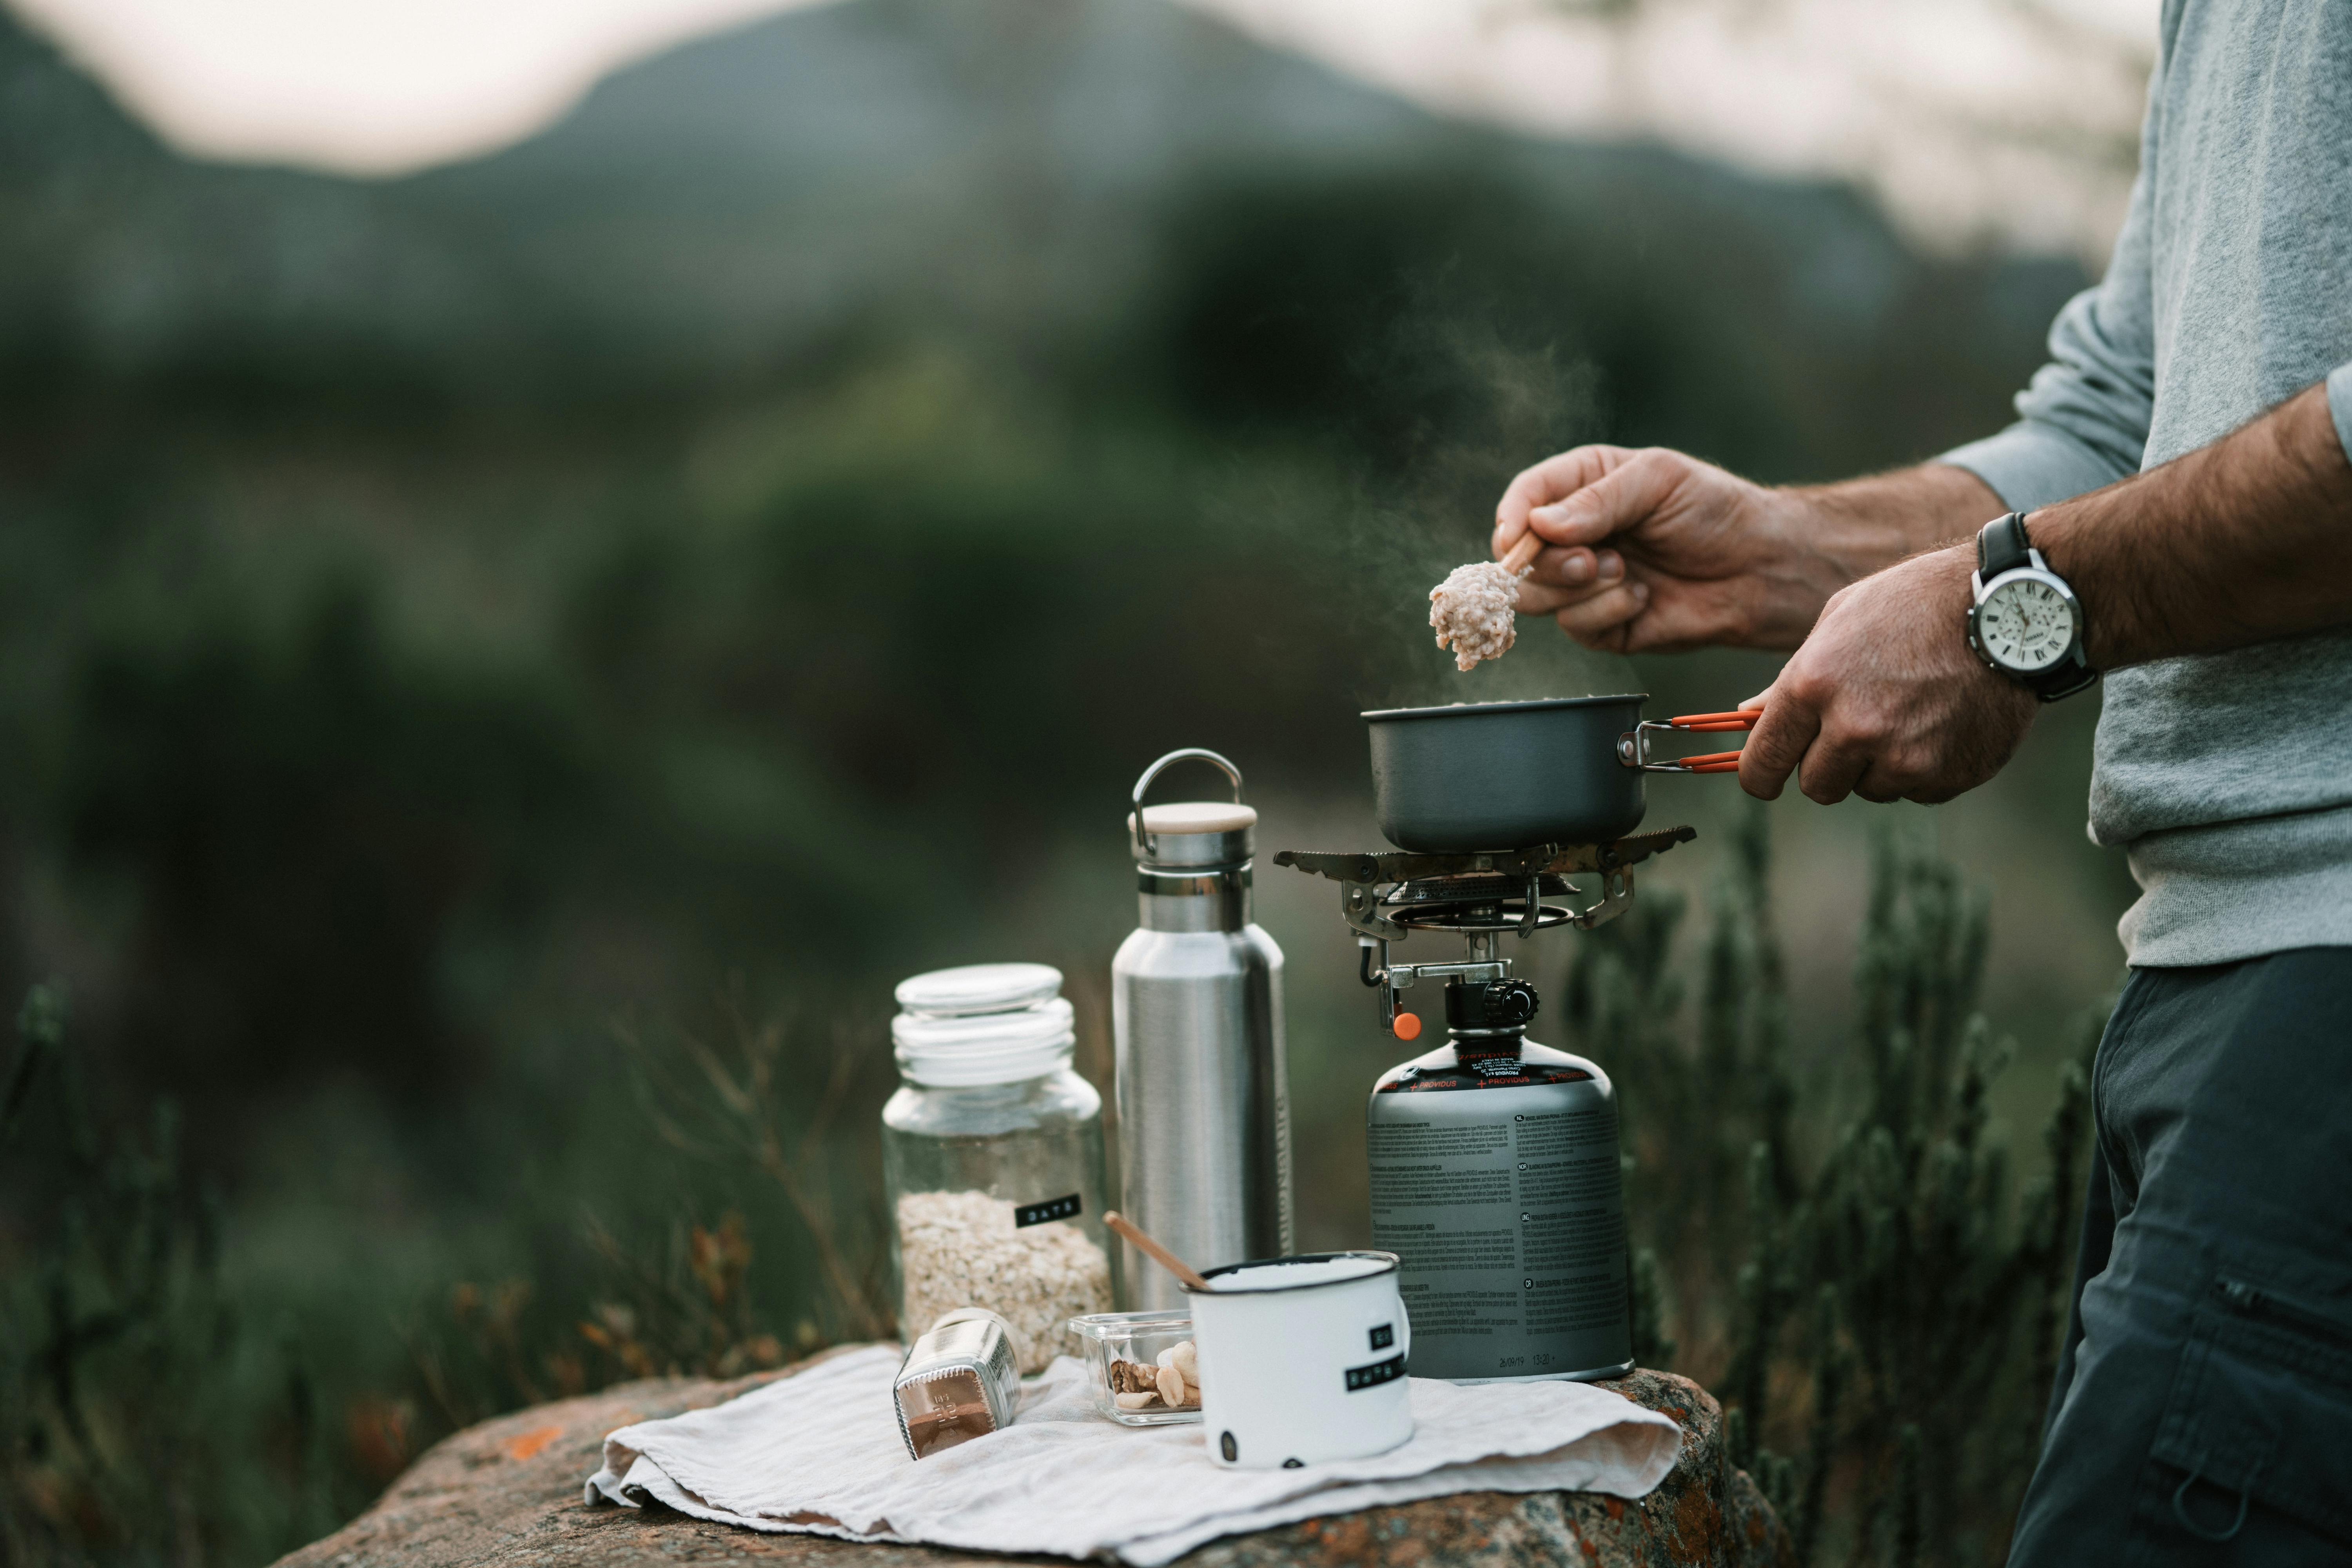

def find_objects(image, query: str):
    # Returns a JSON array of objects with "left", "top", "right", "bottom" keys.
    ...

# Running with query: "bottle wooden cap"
[{"left": 1129, "top": 802, "right": 1259, "bottom": 835}]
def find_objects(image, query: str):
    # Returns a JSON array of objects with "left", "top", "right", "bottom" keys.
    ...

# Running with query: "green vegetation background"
[{"left": 0, "top": 2, "right": 2133, "bottom": 1562}]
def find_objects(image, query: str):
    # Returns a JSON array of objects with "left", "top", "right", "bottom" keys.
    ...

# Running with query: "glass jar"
[
  {"left": 882, "top": 963, "right": 1115, "bottom": 1374},
  {"left": 1068, "top": 1309, "right": 1201, "bottom": 1426}
]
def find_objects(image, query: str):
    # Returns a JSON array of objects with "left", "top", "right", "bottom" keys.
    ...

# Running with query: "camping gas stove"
[
  {"left": 1273, "top": 826, "right": 1694, "bottom": 1039},
  {"left": 1272, "top": 825, "right": 1694, "bottom": 1383}
]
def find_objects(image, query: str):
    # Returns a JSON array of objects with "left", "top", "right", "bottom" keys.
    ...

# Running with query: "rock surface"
[{"left": 275, "top": 1351, "right": 1791, "bottom": 1568}]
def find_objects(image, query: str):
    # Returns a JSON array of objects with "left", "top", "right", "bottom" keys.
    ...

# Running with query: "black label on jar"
[
  {"left": 1345, "top": 1354, "right": 1407, "bottom": 1392},
  {"left": 1014, "top": 1193, "right": 1083, "bottom": 1228}
]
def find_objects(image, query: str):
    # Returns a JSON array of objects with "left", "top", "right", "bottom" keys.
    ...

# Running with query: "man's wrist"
[
  {"left": 1713, "top": 464, "right": 2009, "bottom": 651},
  {"left": 1775, "top": 486, "right": 1891, "bottom": 586},
  {"left": 1788, "top": 462, "right": 2007, "bottom": 576},
  {"left": 1968, "top": 514, "right": 2097, "bottom": 700}
]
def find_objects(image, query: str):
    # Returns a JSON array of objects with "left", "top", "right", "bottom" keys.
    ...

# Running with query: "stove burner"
[
  {"left": 1273, "top": 826, "right": 1695, "bottom": 943},
  {"left": 1383, "top": 871, "right": 1580, "bottom": 933},
  {"left": 1272, "top": 825, "right": 1694, "bottom": 890},
  {"left": 1387, "top": 871, "right": 1577, "bottom": 906}
]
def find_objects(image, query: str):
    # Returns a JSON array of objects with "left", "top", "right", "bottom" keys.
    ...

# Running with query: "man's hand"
[
  {"left": 1492, "top": 447, "right": 2004, "bottom": 654},
  {"left": 1493, "top": 446, "right": 1828, "bottom": 652},
  {"left": 1738, "top": 546, "right": 2038, "bottom": 804}
]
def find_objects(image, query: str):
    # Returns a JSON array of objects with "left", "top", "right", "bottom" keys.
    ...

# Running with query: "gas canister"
[{"left": 1366, "top": 990, "right": 1632, "bottom": 1383}]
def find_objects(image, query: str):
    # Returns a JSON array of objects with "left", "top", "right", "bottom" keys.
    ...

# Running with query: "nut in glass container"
[{"left": 1067, "top": 1310, "right": 1201, "bottom": 1426}]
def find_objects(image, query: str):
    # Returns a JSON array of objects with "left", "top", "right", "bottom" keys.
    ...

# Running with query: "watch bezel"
[{"left": 1967, "top": 553, "right": 2085, "bottom": 677}]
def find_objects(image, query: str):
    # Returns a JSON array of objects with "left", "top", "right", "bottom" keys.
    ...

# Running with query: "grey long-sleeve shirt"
[{"left": 1940, "top": 0, "right": 2352, "bottom": 967}]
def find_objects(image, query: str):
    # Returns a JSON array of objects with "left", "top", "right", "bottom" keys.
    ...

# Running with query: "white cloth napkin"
[{"left": 584, "top": 1344, "right": 1681, "bottom": 1565}]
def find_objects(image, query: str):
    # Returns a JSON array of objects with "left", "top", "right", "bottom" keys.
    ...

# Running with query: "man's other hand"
[
  {"left": 1739, "top": 547, "right": 2038, "bottom": 805},
  {"left": 1492, "top": 447, "right": 2006, "bottom": 656},
  {"left": 1493, "top": 445, "right": 1840, "bottom": 653}
]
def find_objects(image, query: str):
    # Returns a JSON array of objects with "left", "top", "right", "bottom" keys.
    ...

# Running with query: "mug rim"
[{"left": 1183, "top": 1250, "right": 1400, "bottom": 1295}]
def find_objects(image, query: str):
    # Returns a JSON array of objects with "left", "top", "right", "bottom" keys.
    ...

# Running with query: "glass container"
[
  {"left": 1067, "top": 1309, "right": 1202, "bottom": 1425},
  {"left": 883, "top": 963, "right": 1114, "bottom": 1374}
]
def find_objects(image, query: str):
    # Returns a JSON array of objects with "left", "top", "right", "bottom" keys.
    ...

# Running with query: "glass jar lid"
[
  {"left": 893, "top": 964, "right": 1073, "bottom": 1087},
  {"left": 894, "top": 962, "right": 1064, "bottom": 1018},
  {"left": 892, "top": 997, "right": 1076, "bottom": 1086}
]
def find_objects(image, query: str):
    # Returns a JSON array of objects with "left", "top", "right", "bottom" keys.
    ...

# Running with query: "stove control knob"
[
  {"left": 1486, "top": 980, "right": 1540, "bottom": 1028},
  {"left": 1448, "top": 978, "right": 1541, "bottom": 1031}
]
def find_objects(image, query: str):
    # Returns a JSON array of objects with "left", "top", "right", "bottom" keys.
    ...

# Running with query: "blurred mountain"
[
  {"left": 2, "top": 0, "right": 2079, "bottom": 423},
  {"left": 2, "top": 0, "right": 1440, "bottom": 391}
]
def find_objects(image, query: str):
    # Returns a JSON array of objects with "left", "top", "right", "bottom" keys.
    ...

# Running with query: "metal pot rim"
[{"left": 1360, "top": 693, "right": 1648, "bottom": 724}]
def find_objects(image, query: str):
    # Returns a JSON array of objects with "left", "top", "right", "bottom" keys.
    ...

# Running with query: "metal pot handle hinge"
[{"left": 1618, "top": 709, "right": 1760, "bottom": 775}]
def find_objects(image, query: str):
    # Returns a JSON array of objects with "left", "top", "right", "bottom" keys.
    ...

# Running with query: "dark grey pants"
[{"left": 2008, "top": 947, "right": 2352, "bottom": 1565}]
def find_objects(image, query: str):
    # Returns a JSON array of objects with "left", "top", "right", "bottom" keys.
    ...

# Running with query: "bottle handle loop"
[{"left": 1130, "top": 748, "right": 1245, "bottom": 862}]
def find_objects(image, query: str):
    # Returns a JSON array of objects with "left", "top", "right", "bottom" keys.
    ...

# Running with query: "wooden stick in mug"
[{"left": 1104, "top": 1210, "right": 1212, "bottom": 1292}]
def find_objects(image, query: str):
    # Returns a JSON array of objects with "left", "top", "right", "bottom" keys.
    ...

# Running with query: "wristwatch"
[{"left": 1965, "top": 511, "right": 2098, "bottom": 701}]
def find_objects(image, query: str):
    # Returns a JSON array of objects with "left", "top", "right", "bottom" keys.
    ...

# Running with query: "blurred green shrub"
[
  {"left": 615, "top": 994, "right": 895, "bottom": 1347},
  {"left": 1, "top": 983, "right": 340, "bottom": 1563},
  {"left": 0, "top": 984, "right": 857, "bottom": 1563}
]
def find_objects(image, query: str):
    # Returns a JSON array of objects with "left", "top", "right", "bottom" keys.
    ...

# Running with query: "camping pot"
[{"left": 1363, "top": 695, "right": 1749, "bottom": 852}]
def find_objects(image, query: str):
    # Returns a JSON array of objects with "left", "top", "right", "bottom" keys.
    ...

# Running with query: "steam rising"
[{"left": 1325, "top": 300, "right": 1634, "bottom": 711}]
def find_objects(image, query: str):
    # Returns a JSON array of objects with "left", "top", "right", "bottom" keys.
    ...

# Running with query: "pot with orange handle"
[{"left": 1362, "top": 695, "right": 1759, "bottom": 853}]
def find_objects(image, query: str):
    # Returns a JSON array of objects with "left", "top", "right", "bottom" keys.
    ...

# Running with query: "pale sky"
[{"left": 8, "top": 0, "right": 2156, "bottom": 260}]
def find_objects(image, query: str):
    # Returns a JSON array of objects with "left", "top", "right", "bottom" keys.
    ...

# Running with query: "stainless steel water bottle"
[{"left": 1112, "top": 750, "right": 1292, "bottom": 1309}]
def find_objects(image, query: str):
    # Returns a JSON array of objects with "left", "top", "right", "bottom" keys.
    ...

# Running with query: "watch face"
[{"left": 1979, "top": 577, "right": 2076, "bottom": 672}]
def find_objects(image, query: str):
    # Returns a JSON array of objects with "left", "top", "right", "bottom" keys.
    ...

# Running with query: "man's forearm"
[
  {"left": 1780, "top": 463, "right": 2005, "bottom": 584},
  {"left": 2031, "top": 381, "right": 2352, "bottom": 669}
]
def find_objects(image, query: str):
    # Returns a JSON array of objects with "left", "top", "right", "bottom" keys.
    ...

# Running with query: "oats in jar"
[{"left": 897, "top": 1191, "right": 1112, "bottom": 1374}]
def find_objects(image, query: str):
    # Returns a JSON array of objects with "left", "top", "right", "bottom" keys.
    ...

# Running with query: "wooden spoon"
[
  {"left": 1104, "top": 1210, "right": 1211, "bottom": 1292},
  {"left": 1497, "top": 529, "right": 1543, "bottom": 578}
]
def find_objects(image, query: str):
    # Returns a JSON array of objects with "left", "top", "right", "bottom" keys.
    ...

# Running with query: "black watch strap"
[
  {"left": 2028, "top": 657, "right": 2098, "bottom": 702},
  {"left": 1977, "top": 511, "right": 2031, "bottom": 577}
]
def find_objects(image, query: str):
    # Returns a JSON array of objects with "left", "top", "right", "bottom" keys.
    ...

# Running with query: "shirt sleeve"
[
  {"left": 1940, "top": 85, "right": 2161, "bottom": 512},
  {"left": 2327, "top": 363, "right": 2352, "bottom": 465}
]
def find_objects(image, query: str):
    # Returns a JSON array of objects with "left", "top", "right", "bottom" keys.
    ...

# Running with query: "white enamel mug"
[{"left": 1182, "top": 1251, "right": 1414, "bottom": 1468}]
